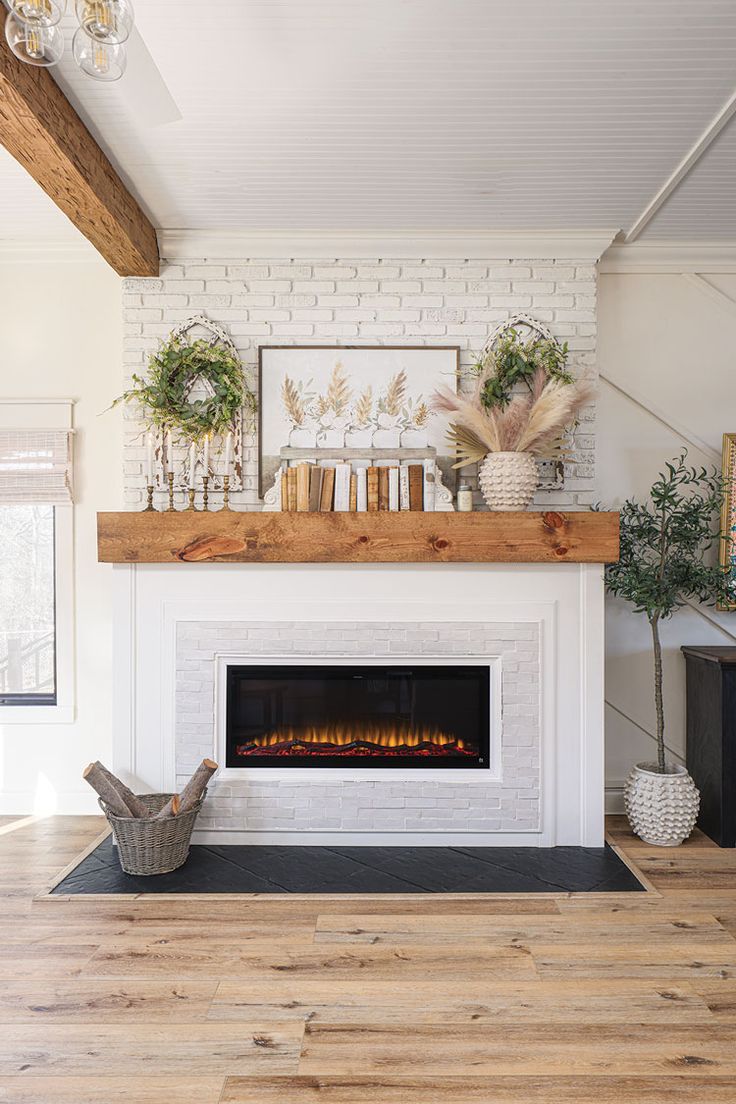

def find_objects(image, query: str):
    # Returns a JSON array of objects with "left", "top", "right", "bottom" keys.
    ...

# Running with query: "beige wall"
[
  {"left": 0, "top": 260, "right": 734, "bottom": 814},
  {"left": 0, "top": 261, "right": 122, "bottom": 813},
  {"left": 598, "top": 272, "right": 736, "bottom": 805}
]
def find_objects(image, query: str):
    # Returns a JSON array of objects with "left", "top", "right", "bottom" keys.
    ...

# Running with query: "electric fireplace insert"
[{"left": 225, "top": 662, "right": 490, "bottom": 769}]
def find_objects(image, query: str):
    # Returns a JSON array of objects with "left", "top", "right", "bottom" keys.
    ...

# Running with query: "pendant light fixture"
[
  {"left": 5, "top": 11, "right": 64, "bottom": 66},
  {"left": 5, "top": 0, "right": 135, "bottom": 82},
  {"left": 75, "top": 0, "right": 133, "bottom": 44},
  {"left": 72, "top": 25, "right": 125, "bottom": 80},
  {"left": 8, "top": 0, "right": 66, "bottom": 27}
]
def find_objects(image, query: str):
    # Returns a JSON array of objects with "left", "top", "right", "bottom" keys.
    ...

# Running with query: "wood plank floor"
[{"left": 0, "top": 816, "right": 735, "bottom": 1103}]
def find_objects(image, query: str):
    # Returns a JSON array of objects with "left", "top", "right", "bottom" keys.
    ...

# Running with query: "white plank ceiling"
[{"left": 2, "top": 0, "right": 736, "bottom": 245}]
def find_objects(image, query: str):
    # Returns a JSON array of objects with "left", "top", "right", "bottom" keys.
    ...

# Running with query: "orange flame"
[{"left": 245, "top": 723, "right": 461, "bottom": 750}]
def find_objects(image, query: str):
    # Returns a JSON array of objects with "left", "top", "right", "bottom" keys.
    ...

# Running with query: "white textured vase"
[
  {"left": 478, "top": 452, "right": 538, "bottom": 511},
  {"left": 623, "top": 762, "right": 700, "bottom": 847}
]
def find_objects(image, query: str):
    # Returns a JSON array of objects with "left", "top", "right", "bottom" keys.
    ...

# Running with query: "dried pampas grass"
[
  {"left": 515, "top": 376, "right": 595, "bottom": 455},
  {"left": 432, "top": 386, "right": 501, "bottom": 459},
  {"left": 433, "top": 372, "right": 594, "bottom": 468}
]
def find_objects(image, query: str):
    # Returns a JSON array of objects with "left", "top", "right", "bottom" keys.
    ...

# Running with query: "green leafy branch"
[{"left": 474, "top": 329, "right": 573, "bottom": 410}]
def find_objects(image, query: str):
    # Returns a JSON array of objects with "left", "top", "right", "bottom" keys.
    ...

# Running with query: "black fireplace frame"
[{"left": 225, "top": 661, "right": 491, "bottom": 770}]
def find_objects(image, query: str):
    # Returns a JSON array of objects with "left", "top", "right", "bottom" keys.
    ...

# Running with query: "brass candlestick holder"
[
  {"left": 202, "top": 476, "right": 210, "bottom": 512},
  {"left": 186, "top": 486, "right": 197, "bottom": 511},
  {"left": 222, "top": 474, "right": 231, "bottom": 511},
  {"left": 144, "top": 485, "right": 155, "bottom": 511},
  {"left": 166, "top": 472, "right": 175, "bottom": 512}
]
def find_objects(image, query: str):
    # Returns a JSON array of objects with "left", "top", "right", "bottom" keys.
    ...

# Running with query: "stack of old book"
[{"left": 280, "top": 459, "right": 436, "bottom": 512}]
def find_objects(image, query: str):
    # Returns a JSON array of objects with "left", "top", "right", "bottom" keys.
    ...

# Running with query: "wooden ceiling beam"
[{"left": 0, "top": 38, "right": 158, "bottom": 276}]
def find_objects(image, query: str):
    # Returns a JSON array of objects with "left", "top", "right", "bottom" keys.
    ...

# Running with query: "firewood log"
[
  {"left": 155, "top": 759, "right": 217, "bottom": 819},
  {"left": 82, "top": 762, "right": 139, "bottom": 818},
  {"left": 179, "top": 758, "right": 217, "bottom": 811},
  {"left": 92, "top": 761, "right": 149, "bottom": 818}
]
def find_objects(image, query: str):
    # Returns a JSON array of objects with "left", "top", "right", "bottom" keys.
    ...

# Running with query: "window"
[
  {"left": 0, "top": 404, "right": 75, "bottom": 722},
  {"left": 0, "top": 505, "right": 56, "bottom": 705}
]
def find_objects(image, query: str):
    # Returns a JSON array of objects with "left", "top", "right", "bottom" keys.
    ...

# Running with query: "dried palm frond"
[
  {"left": 326, "top": 361, "right": 351, "bottom": 416},
  {"left": 281, "top": 375, "right": 305, "bottom": 426},
  {"left": 354, "top": 386, "right": 373, "bottom": 426},
  {"left": 447, "top": 423, "right": 490, "bottom": 468},
  {"left": 382, "top": 370, "right": 407, "bottom": 416},
  {"left": 535, "top": 433, "right": 573, "bottom": 460}
]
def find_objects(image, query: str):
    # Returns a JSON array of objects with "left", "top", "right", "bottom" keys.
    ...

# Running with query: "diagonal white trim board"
[
  {"left": 625, "top": 88, "right": 736, "bottom": 242},
  {"left": 605, "top": 699, "right": 685, "bottom": 764},
  {"left": 599, "top": 374, "right": 721, "bottom": 464},
  {"left": 682, "top": 273, "right": 736, "bottom": 320}
]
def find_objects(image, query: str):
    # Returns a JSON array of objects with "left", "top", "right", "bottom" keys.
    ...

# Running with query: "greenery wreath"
[
  {"left": 114, "top": 318, "right": 256, "bottom": 441},
  {"left": 473, "top": 325, "right": 573, "bottom": 411}
]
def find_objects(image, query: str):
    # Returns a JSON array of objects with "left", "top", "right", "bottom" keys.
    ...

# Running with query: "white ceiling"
[{"left": 2, "top": 0, "right": 736, "bottom": 247}]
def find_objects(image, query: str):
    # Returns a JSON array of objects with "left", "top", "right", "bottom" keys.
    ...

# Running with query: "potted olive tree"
[{"left": 604, "top": 453, "right": 731, "bottom": 846}]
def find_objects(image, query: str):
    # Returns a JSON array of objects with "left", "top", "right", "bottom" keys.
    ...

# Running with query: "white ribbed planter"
[
  {"left": 478, "top": 452, "right": 538, "bottom": 511},
  {"left": 623, "top": 762, "right": 700, "bottom": 847}
]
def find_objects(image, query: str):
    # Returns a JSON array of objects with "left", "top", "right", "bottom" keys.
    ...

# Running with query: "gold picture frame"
[{"left": 719, "top": 432, "right": 736, "bottom": 611}]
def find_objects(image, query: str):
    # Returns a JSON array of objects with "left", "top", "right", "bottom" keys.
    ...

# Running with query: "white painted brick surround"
[
  {"left": 122, "top": 256, "right": 597, "bottom": 511},
  {"left": 176, "top": 619, "right": 540, "bottom": 835}
]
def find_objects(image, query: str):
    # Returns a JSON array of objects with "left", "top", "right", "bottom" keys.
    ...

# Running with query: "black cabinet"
[{"left": 682, "top": 646, "right": 736, "bottom": 848}]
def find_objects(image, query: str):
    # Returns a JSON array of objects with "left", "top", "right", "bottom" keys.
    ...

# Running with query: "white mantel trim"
[{"left": 159, "top": 228, "right": 618, "bottom": 262}]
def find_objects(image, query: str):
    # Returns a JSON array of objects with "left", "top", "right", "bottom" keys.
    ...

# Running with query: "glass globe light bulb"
[
  {"left": 5, "top": 11, "right": 64, "bottom": 65},
  {"left": 8, "top": 0, "right": 66, "bottom": 29},
  {"left": 72, "top": 26, "right": 126, "bottom": 80},
  {"left": 75, "top": 0, "right": 133, "bottom": 44}
]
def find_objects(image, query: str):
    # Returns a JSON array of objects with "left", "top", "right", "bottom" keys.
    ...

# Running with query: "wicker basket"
[{"left": 99, "top": 792, "right": 205, "bottom": 875}]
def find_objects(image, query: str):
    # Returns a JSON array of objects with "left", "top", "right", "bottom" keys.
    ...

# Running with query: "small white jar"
[{"left": 456, "top": 483, "right": 473, "bottom": 512}]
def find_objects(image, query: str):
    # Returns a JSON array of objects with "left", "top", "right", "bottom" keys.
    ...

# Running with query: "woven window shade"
[{"left": 0, "top": 429, "right": 74, "bottom": 505}]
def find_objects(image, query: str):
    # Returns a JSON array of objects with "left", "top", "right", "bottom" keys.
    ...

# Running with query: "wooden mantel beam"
[
  {"left": 97, "top": 511, "right": 620, "bottom": 565},
  {"left": 0, "top": 38, "right": 158, "bottom": 276}
]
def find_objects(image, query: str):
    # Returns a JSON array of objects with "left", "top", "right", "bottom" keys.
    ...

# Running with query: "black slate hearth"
[{"left": 52, "top": 839, "right": 644, "bottom": 895}]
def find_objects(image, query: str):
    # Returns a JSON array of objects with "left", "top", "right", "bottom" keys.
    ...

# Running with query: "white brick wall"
[
  {"left": 176, "top": 619, "right": 540, "bottom": 835},
  {"left": 122, "top": 256, "right": 598, "bottom": 510}
]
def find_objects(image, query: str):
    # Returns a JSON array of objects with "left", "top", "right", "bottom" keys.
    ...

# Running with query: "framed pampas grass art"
[{"left": 257, "top": 345, "right": 459, "bottom": 499}]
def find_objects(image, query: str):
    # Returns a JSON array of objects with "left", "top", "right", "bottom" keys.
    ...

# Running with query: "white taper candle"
[{"left": 145, "top": 433, "right": 154, "bottom": 485}]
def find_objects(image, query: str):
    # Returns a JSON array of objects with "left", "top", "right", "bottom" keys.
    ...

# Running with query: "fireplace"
[{"left": 225, "top": 661, "right": 490, "bottom": 769}]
